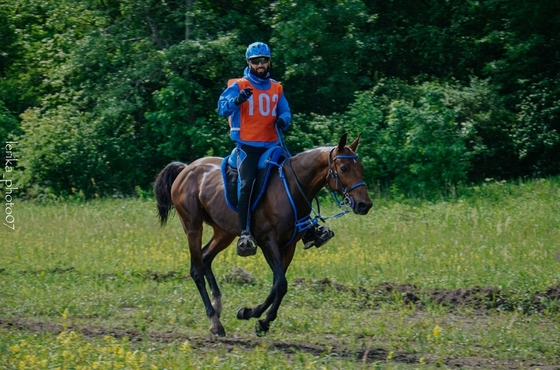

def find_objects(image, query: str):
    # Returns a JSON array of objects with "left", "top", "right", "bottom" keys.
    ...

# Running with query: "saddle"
[{"left": 220, "top": 146, "right": 287, "bottom": 212}]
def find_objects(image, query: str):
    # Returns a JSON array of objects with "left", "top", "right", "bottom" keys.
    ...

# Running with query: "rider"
[{"left": 218, "top": 42, "right": 333, "bottom": 256}]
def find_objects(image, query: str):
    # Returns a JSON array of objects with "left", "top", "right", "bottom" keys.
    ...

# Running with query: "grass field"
[{"left": 1, "top": 178, "right": 559, "bottom": 369}]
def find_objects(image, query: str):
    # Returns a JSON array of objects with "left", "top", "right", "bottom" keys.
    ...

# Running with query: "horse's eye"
[{"left": 340, "top": 165, "right": 349, "bottom": 173}]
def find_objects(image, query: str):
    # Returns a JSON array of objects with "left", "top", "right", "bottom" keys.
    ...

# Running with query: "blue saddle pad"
[{"left": 221, "top": 146, "right": 287, "bottom": 212}]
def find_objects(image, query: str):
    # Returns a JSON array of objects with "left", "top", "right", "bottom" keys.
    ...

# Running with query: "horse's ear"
[
  {"left": 338, "top": 132, "right": 348, "bottom": 151},
  {"left": 349, "top": 133, "right": 361, "bottom": 152}
]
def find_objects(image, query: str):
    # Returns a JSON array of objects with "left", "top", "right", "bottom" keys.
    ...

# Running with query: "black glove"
[
  {"left": 234, "top": 87, "right": 253, "bottom": 105},
  {"left": 276, "top": 118, "right": 286, "bottom": 129}
]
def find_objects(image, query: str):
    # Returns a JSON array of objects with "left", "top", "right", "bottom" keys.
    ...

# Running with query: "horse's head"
[{"left": 326, "top": 133, "right": 373, "bottom": 215}]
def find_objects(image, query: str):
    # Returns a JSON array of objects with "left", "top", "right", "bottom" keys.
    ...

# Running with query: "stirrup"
[
  {"left": 303, "top": 225, "right": 335, "bottom": 249},
  {"left": 237, "top": 231, "right": 257, "bottom": 257}
]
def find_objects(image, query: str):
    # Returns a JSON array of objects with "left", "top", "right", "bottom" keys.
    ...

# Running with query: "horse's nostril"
[{"left": 356, "top": 201, "right": 372, "bottom": 215}]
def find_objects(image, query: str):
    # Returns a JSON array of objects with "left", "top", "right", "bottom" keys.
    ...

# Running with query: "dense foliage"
[{"left": 1, "top": 0, "right": 558, "bottom": 198}]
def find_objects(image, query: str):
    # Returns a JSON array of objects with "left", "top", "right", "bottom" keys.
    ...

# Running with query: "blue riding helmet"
[{"left": 245, "top": 42, "right": 271, "bottom": 60}]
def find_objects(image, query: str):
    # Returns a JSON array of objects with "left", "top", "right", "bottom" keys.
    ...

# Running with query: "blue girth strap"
[{"left": 278, "top": 161, "right": 315, "bottom": 249}]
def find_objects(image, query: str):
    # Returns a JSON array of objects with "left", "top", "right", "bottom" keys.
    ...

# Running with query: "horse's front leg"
[
  {"left": 236, "top": 242, "right": 296, "bottom": 336},
  {"left": 237, "top": 265, "right": 287, "bottom": 336}
]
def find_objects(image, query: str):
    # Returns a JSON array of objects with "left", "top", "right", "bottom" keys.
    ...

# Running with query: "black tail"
[{"left": 153, "top": 162, "right": 186, "bottom": 226}]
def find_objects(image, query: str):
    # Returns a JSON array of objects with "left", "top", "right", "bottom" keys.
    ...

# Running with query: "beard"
[{"left": 249, "top": 65, "right": 270, "bottom": 79}]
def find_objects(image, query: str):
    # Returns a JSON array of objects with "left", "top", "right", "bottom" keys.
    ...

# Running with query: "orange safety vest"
[{"left": 228, "top": 78, "right": 283, "bottom": 143}]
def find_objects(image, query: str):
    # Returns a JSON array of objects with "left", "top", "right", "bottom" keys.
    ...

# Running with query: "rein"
[{"left": 274, "top": 140, "right": 365, "bottom": 249}]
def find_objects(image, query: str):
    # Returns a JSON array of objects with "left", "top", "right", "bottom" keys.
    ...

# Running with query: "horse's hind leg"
[
  {"left": 186, "top": 227, "right": 226, "bottom": 337},
  {"left": 202, "top": 228, "right": 236, "bottom": 318}
]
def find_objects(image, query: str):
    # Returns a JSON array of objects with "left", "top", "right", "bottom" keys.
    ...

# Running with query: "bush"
[
  {"left": 343, "top": 78, "right": 514, "bottom": 198},
  {"left": 16, "top": 106, "right": 102, "bottom": 198}
]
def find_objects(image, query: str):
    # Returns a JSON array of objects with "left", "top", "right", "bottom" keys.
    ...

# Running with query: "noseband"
[{"left": 326, "top": 147, "right": 367, "bottom": 208}]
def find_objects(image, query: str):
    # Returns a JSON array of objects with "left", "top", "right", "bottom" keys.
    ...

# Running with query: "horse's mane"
[{"left": 290, "top": 146, "right": 331, "bottom": 163}]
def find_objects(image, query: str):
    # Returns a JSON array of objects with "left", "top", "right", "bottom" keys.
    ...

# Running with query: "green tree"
[
  {"left": 477, "top": 0, "right": 560, "bottom": 177},
  {"left": 0, "top": 101, "right": 18, "bottom": 144},
  {"left": 145, "top": 38, "right": 239, "bottom": 164},
  {"left": 3, "top": 0, "right": 559, "bottom": 198},
  {"left": 271, "top": 0, "right": 375, "bottom": 115}
]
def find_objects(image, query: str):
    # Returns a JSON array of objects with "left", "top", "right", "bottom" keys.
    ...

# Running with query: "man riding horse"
[{"left": 218, "top": 42, "right": 333, "bottom": 256}]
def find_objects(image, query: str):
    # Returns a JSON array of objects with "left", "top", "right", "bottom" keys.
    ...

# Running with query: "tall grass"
[
  {"left": 5, "top": 178, "right": 558, "bottom": 290},
  {"left": 1, "top": 177, "right": 559, "bottom": 368},
  {"left": 310, "top": 177, "right": 560, "bottom": 290}
]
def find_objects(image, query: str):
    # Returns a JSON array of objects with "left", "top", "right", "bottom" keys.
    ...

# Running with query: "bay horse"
[{"left": 153, "top": 133, "right": 372, "bottom": 337}]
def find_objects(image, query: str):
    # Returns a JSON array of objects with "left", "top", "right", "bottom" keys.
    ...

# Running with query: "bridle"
[
  {"left": 326, "top": 147, "right": 367, "bottom": 208},
  {"left": 276, "top": 145, "right": 367, "bottom": 249}
]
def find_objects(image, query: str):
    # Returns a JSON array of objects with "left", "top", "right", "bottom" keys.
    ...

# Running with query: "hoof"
[
  {"left": 255, "top": 320, "right": 269, "bottom": 337},
  {"left": 210, "top": 325, "right": 226, "bottom": 337},
  {"left": 236, "top": 307, "right": 252, "bottom": 320},
  {"left": 209, "top": 315, "right": 225, "bottom": 337}
]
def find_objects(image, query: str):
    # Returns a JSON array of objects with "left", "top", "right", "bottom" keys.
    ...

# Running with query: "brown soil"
[{"left": 293, "top": 278, "right": 560, "bottom": 313}]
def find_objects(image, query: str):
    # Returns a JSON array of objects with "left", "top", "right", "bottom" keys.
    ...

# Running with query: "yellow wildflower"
[{"left": 179, "top": 340, "right": 191, "bottom": 352}]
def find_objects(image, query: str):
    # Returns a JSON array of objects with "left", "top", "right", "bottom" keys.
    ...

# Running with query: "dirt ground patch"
[
  {"left": 2, "top": 277, "right": 560, "bottom": 370},
  {"left": 293, "top": 278, "right": 560, "bottom": 313},
  {"left": 13, "top": 266, "right": 560, "bottom": 313}
]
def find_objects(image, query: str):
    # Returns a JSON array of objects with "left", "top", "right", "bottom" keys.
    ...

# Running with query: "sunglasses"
[{"left": 248, "top": 57, "right": 270, "bottom": 65}]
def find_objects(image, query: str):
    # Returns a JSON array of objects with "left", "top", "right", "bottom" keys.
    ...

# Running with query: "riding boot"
[
  {"left": 236, "top": 188, "right": 257, "bottom": 256},
  {"left": 302, "top": 225, "right": 335, "bottom": 249},
  {"left": 235, "top": 145, "right": 264, "bottom": 257}
]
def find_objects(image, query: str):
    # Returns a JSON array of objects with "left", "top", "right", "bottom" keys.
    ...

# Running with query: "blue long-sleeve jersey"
[{"left": 218, "top": 67, "right": 291, "bottom": 148}]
